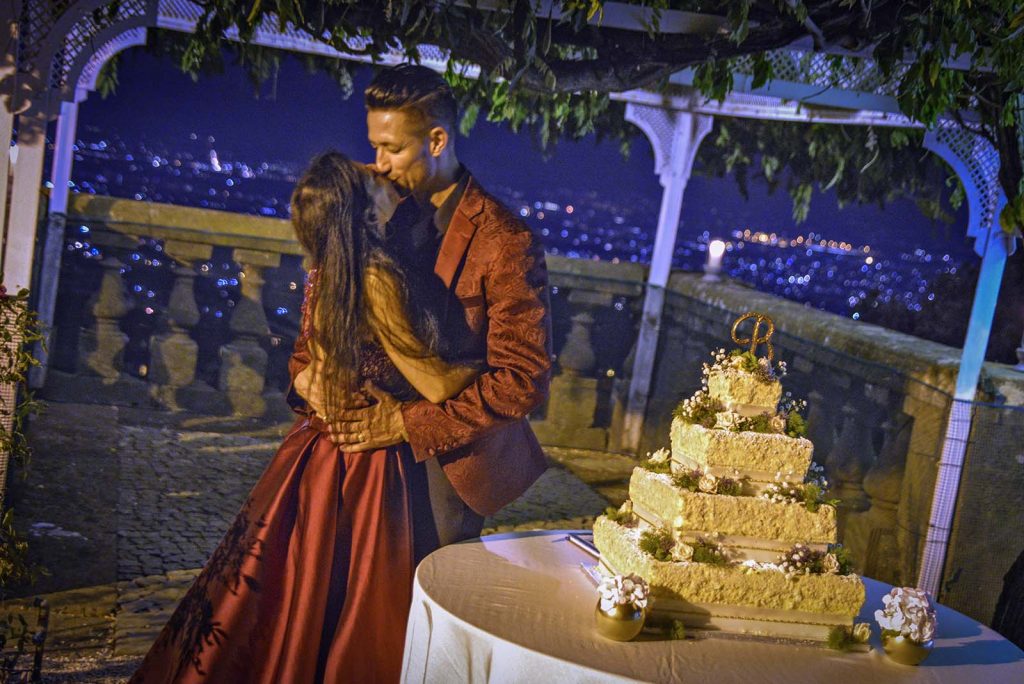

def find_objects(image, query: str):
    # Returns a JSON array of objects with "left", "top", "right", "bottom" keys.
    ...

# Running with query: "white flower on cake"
[
  {"left": 671, "top": 542, "right": 694, "bottom": 562},
  {"left": 598, "top": 573, "right": 649, "bottom": 611},
  {"left": 648, "top": 447, "right": 670, "bottom": 465},
  {"left": 769, "top": 414, "right": 787, "bottom": 433},
  {"left": 823, "top": 553, "right": 841, "bottom": 575},
  {"left": 874, "top": 587, "right": 937, "bottom": 644},
  {"left": 853, "top": 622, "right": 872, "bottom": 643},
  {"left": 715, "top": 411, "right": 742, "bottom": 430},
  {"left": 698, "top": 473, "right": 719, "bottom": 493}
]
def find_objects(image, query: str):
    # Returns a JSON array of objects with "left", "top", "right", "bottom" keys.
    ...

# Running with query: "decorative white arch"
[{"left": 30, "top": 25, "right": 150, "bottom": 387}]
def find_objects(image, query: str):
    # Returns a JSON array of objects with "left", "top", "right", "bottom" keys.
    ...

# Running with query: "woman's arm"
[{"left": 365, "top": 266, "right": 479, "bottom": 403}]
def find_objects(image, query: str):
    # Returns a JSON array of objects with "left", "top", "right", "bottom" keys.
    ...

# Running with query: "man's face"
[{"left": 367, "top": 108, "right": 436, "bottom": 195}]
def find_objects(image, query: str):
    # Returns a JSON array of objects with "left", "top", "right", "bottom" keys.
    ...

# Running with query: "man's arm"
[{"left": 401, "top": 225, "right": 551, "bottom": 460}]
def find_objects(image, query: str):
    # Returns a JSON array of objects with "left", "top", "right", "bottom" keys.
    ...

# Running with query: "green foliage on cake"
[
  {"left": 778, "top": 543, "right": 854, "bottom": 577},
  {"left": 671, "top": 469, "right": 745, "bottom": 497},
  {"left": 604, "top": 501, "right": 636, "bottom": 526},
  {"left": 786, "top": 411, "right": 808, "bottom": 439},
  {"left": 639, "top": 528, "right": 675, "bottom": 562},
  {"left": 691, "top": 538, "right": 731, "bottom": 566},
  {"left": 827, "top": 622, "right": 872, "bottom": 651},
  {"left": 761, "top": 464, "right": 840, "bottom": 513},
  {"left": 729, "top": 349, "right": 777, "bottom": 384}
]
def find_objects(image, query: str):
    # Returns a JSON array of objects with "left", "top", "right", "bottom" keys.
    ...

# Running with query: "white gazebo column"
[
  {"left": 0, "top": 3, "right": 20, "bottom": 241},
  {"left": 917, "top": 126, "right": 1018, "bottom": 596},
  {"left": 2, "top": 109, "right": 50, "bottom": 291},
  {"left": 28, "top": 98, "right": 79, "bottom": 388},
  {"left": 620, "top": 103, "right": 713, "bottom": 452}
]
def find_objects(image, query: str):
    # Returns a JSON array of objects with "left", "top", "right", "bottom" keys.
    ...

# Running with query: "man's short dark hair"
[{"left": 364, "top": 64, "right": 458, "bottom": 133}]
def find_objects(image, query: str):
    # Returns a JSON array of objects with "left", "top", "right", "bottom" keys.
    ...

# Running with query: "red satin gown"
[{"left": 130, "top": 284, "right": 438, "bottom": 683}]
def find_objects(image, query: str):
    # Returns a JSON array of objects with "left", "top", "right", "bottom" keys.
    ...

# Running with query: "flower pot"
[
  {"left": 595, "top": 599, "right": 645, "bottom": 641},
  {"left": 882, "top": 633, "right": 934, "bottom": 666}
]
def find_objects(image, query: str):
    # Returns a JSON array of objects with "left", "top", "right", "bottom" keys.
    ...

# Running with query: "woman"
[{"left": 130, "top": 152, "right": 477, "bottom": 683}]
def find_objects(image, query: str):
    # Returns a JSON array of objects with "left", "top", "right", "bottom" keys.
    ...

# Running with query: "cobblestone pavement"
[{"left": 4, "top": 399, "right": 636, "bottom": 680}]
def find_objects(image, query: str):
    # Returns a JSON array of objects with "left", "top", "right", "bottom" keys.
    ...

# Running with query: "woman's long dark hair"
[{"left": 290, "top": 151, "right": 447, "bottom": 418}]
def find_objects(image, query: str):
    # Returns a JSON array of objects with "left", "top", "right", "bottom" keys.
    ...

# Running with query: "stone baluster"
[
  {"left": 78, "top": 254, "right": 129, "bottom": 380},
  {"left": 218, "top": 249, "right": 280, "bottom": 417},
  {"left": 148, "top": 240, "right": 213, "bottom": 409},
  {"left": 638, "top": 322, "right": 700, "bottom": 455},
  {"left": 852, "top": 413, "right": 913, "bottom": 583},
  {"left": 531, "top": 289, "right": 608, "bottom": 450},
  {"left": 558, "top": 310, "right": 598, "bottom": 376},
  {"left": 805, "top": 387, "right": 835, "bottom": 460},
  {"left": 824, "top": 403, "right": 875, "bottom": 539},
  {"left": 609, "top": 339, "right": 637, "bottom": 452}
]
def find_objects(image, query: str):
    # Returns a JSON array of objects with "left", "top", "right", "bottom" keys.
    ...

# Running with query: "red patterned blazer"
[{"left": 401, "top": 176, "right": 551, "bottom": 516}]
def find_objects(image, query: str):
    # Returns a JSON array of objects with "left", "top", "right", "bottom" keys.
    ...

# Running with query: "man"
[{"left": 329, "top": 64, "right": 552, "bottom": 542}]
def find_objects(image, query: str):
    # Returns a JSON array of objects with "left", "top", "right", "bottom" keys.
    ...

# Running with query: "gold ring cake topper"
[{"left": 731, "top": 312, "right": 776, "bottom": 363}]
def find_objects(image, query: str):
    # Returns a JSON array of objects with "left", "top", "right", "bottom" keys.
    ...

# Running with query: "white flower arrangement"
[
  {"left": 776, "top": 543, "right": 849, "bottom": 579},
  {"left": 759, "top": 471, "right": 804, "bottom": 504},
  {"left": 598, "top": 573, "right": 650, "bottom": 612},
  {"left": 874, "top": 587, "right": 937, "bottom": 644},
  {"left": 648, "top": 447, "right": 670, "bottom": 465},
  {"left": 670, "top": 542, "right": 695, "bottom": 562},
  {"left": 715, "top": 410, "right": 743, "bottom": 430},
  {"left": 703, "top": 347, "right": 787, "bottom": 381},
  {"left": 698, "top": 473, "right": 719, "bottom": 493}
]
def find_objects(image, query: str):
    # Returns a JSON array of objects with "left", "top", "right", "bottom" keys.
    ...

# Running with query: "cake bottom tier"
[{"left": 593, "top": 516, "right": 865, "bottom": 642}]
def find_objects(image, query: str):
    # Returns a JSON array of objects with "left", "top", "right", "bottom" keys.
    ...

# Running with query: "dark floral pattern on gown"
[{"left": 160, "top": 498, "right": 266, "bottom": 677}]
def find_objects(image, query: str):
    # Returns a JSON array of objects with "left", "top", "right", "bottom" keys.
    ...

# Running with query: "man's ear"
[{"left": 428, "top": 125, "right": 449, "bottom": 157}]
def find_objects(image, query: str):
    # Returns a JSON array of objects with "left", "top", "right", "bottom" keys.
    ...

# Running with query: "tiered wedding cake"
[{"left": 594, "top": 314, "right": 865, "bottom": 641}]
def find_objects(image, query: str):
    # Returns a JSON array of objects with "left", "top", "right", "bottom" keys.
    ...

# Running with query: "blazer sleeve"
[{"left": 400, "top": 224, "right": 552, "bottom": 461}]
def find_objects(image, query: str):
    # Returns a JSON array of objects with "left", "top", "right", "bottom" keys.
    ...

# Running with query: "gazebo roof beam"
[{"left": 613, "top": 88, "right": 921, "bottom": 128}]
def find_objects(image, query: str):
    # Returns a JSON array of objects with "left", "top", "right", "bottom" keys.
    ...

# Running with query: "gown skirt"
[{"left": 129, "top": 413, "right": 438, "bottom": 684}]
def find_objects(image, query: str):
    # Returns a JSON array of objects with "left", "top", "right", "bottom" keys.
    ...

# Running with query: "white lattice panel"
[
  {"left": 50, "top": 0, "right": 149, "bottom": 89},
  {"left": 624, "top": 104, "right": 680, "bottom": 177},
  {"left": 156, "top": 0, "right": 450, "bottom": 69},
  {"left": 17, "top": 0, "right": 76, "bottom": 73},
  {"left": 733, "top": 49, "right": 909, "bottom": 98},
  {"left": 927, "top": 122, "right": 1002, "bottom": 243}
]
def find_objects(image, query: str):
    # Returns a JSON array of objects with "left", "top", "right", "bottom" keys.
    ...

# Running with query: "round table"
[{"left": 401, "top": 530, "right": 1024, "bottom": 683}]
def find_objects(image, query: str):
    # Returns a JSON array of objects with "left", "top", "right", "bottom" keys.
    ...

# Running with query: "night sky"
[{"left": 73, "top": 46, "right": 973, "bottom": 257}]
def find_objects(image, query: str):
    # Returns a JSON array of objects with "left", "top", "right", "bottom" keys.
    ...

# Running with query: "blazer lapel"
[{"left": 434, "top": 177, "right": 485, "bottom": 289}]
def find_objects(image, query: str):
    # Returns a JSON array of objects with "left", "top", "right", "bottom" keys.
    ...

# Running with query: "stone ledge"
[{"left": 667, "top": 272, "right": 1024, "bottom": 402}]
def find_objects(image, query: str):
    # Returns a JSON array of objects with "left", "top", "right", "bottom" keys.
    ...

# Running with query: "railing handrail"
[{"left": 664, "top": 271, "right": 1024, "bottom": 403}]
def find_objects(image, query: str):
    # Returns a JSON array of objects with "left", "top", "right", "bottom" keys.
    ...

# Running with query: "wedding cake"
[{"left": 594, "top": 313, "right": 866, "bottom": 641}]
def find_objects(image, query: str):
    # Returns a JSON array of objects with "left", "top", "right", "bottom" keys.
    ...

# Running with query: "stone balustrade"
[{"left": 50, "top": 194, "right": 1024, "bottom": 628}]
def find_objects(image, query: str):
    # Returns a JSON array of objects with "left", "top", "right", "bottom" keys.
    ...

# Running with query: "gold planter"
[
  {"left": 881, "top": 633, "right": 934, "bottom": 666},
  {"left": 595, "top": 600, "right": 645, "bottom": 641}
]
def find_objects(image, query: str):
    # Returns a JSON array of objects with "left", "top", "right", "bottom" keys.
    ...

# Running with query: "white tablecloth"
[{"left": 401, "top": 530, "right": 1024, "bottom": 683}]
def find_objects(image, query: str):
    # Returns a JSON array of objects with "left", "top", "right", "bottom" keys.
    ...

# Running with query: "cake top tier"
[{"left": 703, "top": 348, "right": 786, "bottom": 417}]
